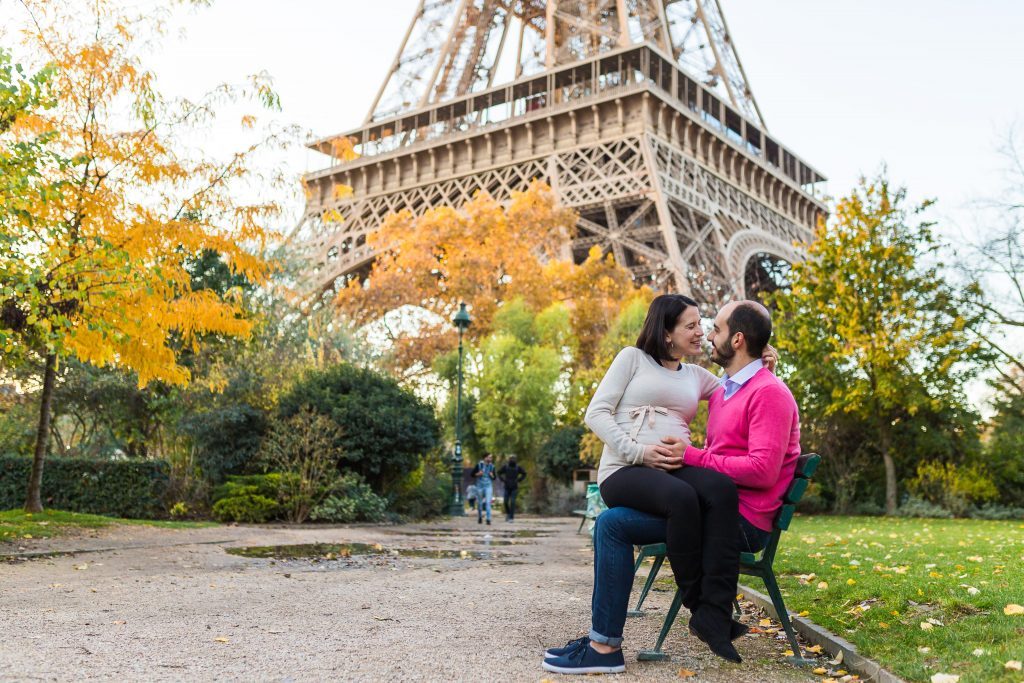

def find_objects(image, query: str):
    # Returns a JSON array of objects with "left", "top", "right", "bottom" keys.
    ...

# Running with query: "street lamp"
[{"left": 450, "top": 302, "right": 471, "bottom": 516}]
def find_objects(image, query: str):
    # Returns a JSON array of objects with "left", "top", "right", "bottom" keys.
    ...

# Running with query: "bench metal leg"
[
  {"left": 628, "top": 554, "right": 665, "bottom": 617},
  {"left": 637, "top": 587, "right": 684, "bottom": 661},
  {"left": 577, "top": 515, "right": 586, "bottom": 534},
  {"left": 760, "top": 572, "right": 813, "bottom": 665}
]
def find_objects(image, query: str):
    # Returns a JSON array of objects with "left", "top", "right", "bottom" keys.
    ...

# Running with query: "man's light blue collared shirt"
[{"left": 720, "top": 358, "right": 764, "bottom": 400}]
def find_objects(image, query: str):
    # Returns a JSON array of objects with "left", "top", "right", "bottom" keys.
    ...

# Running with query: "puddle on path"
[
  {"left": 226, "top": 542, "right": 503, "bottom": 561},
  {"left": 383, "top": 528, "right": 550, "bottom": 539}
]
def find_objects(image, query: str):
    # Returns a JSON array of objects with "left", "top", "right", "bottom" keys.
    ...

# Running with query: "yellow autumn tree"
[
  {"left": 0, "top": 0, "right": 289, "bottom": 511},
  {"left": 336, "top": 182, "right": 578, "bottom": 374}
]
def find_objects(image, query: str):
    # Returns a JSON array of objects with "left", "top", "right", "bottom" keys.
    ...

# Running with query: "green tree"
[
  {"left": 277, "top": 363, "right": 440, "bottom": 492},
  {"left": 770, "top": 173, "right": 987, "bottom": 514},
  {"left": 537, "top": 425, "right": 586, "bottom": 484},
  {"left": 982, "top": 384, "right": 1024, "bottom": 505},
  {"left": 473, "top": 299, "right": 570, "bottom": 465}
]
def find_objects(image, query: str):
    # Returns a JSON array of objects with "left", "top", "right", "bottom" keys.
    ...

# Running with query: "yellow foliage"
[{"left": 1, "top": 0, "right": 281, "bottom": 387}]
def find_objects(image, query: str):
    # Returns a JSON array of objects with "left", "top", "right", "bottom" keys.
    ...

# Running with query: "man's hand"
[
  {"left": 762, "top": 344, "right": 779, "bottom": 373},
  {"left": 659, "top": 436, "right": 688, "bottom": 461},
  {"left": 642, "top": 444, "right": 683, "bottom": 471}
]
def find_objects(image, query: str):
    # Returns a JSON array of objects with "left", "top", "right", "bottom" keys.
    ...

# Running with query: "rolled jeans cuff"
[{"left": 589, "top": 629, "right": 623, "bottom": 647}]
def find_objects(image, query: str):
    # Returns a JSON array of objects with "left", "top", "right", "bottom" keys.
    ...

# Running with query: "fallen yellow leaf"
[
  {"left": 798, "top": 610, "right": 810, "bottom": 617},
  {"left": 812, "top": 667, "right": 827, "bottom": 675},
  {"left": 759, "top": 618, "right": 772, "bottom": 627},
  {"left": 920, "top": 622, "right": 934, "bottom": 631},
  {"left": 806, "top": 645, "right": 823, "bottom": 654},
  {"left": 1004, "top": 604, "right": 1024, "bottom": 616},
  {"left": 1005, "top": 660, "right": 1022, "bottom": 671},
  {"left": 846, "top": 578, "right": 856, "bottom": 585},
  {"left": 678, "top": 668, "right": 696, "bottom": 678},
  {"left": 783, "top": 649, "right": 795, "bottom": 657},
  {"left": 214, "top": 637, "right": 229, "bottom": 643},
  {"left": 817, "top": 581, "right": 829, "bottom": 590}
]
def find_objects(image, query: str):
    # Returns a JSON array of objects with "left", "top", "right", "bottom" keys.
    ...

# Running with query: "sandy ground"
[{"left": 0, "top": 515, "right": 819, "bottom": 682}]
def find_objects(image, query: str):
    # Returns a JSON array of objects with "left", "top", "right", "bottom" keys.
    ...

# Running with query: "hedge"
[{"left": 0, "top": 455, "right": 170, "bottom": 518}]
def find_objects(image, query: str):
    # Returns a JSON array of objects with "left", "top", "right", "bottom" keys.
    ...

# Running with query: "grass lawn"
[
  {"left": 766, "top": 515, "right": 1024, "bottom": 683},
  {"left": 0, "top": 509, "right": 216, "bottom": 545}
]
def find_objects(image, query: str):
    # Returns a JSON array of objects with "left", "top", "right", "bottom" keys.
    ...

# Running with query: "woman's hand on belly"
[{"left": 641, "top": 444, "right": 684, "bottom": 471}]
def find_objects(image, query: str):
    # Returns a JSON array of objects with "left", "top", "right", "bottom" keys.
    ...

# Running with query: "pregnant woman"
[{"left": 583, "top": 294, "right": 771, "bottom": 661}]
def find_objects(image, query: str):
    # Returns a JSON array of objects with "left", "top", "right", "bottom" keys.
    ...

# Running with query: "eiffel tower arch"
[{"left": 293, "top": 1, "right": 826, "bottom": 306}]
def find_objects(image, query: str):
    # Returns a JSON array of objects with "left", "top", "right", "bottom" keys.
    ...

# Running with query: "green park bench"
[
  {"left": 574, "top": 482, "right": 606, "bottom": 534},
  {"left": 628, "top": 453, "right": 822, "bottom": 663}
]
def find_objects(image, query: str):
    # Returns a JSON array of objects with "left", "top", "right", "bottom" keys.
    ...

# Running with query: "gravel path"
[{"left": 0, "top": 516, "right": 818, "bottom": 682}]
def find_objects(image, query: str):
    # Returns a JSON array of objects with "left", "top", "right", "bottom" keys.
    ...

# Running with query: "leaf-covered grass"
[
  {"left": 768, "top": 515, "right": 1024, "bottom": 682},
  {"left": 0, "top": 509, "right": 216, "bottom": 544}
]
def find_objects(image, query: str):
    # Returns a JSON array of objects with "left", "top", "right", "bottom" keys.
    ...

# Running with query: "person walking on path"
[
  {"left": 474, "top": 454, "right": 497, "bottom": 525},
  {"left": 498, "top": 456, "right": 527, "bottom": 521}
]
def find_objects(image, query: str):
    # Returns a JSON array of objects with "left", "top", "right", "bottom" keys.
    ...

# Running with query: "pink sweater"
[{"left": 683, "top": 368, "right": 801, "bottom": 531}]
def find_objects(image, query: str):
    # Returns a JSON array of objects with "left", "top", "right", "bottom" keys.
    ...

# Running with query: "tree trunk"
[
  {"left": 24, "top": 353, "right": 57, "bottom": 513},
  {"left": 879, "top": 418, "right": 898, "bottom": 515}
]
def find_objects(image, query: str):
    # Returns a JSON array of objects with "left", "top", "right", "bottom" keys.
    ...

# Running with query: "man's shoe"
[
  {"left": 486, "top": 519, "right": 491, "bottom": 525},
  {"left": 689, "top": 611, "right": 742, "bottom": 663},
  {"left": 477, "top": 517, "right": 482, "bottom": 524},
  {"left": 545, "top": 635, "right": 589, "bottom": 659},
  {"left": 541, "top": 644, "right": 625, "bottom": 674}
]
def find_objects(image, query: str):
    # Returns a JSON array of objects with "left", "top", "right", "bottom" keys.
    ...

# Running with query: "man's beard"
[{"left": 710, "top": 337, "right": 735, "bottom": 367}]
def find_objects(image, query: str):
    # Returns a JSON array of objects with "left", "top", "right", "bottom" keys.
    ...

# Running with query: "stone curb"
[{"left": 738, "top": 583, "right": 906, "bottom": 683}]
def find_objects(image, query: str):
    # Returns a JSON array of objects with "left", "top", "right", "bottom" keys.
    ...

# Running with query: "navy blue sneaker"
[
  {"left": 542, "top": 644, "right": 625, "bottom": 674},
  {"left": 544, "top": 635, "right": 589, "bottom": 659}
]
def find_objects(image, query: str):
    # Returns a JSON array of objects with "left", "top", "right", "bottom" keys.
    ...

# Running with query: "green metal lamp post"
[{"left": 450, "top": 302, "right": 472, "bottom": 516}]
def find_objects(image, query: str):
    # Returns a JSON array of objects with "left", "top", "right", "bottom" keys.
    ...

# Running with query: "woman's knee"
[{"left": 699, "top": 470, "right": 738, "bottom": 507}]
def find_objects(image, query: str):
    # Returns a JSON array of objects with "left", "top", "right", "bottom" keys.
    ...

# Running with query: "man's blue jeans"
[
  {"left": 590, "top": 507, "right": 668, "bottom": 646},
  {"left": 589, "top": 507, "right": 769, "bottom": 646}
]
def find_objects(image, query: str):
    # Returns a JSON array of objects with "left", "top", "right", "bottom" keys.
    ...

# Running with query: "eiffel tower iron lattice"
[{"left": 293, "top": 0, "right": 827, "bottom": 305}]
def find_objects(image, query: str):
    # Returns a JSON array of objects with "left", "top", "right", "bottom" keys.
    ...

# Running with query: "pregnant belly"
[{"left": 613, "top": 410, "right": 689, "bottom": 445}]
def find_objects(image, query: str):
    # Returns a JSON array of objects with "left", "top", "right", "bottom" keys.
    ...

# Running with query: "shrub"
[
  {"left": 256, "top": 409, "right": 341, "bottom": 523},
  {"left": 388, "top": 460, "right": 451, "bottom": 520},
  {"left": 0, "top": 455, "right": 169, "bottom": 518},
  {"left": 211, "top": 473, "right": 287, "bottom": 523},
  {"left": 522, "top": 480, "right": 579, "bottom": 516},
  {"left": 180, "top": 403, "right": 267, "bottom": 484},
  {"left": 850, "top": 499, "right": 885, "bottom": 516},
  {"left": 310, "top": 472, "right": 387, "bottom": 523},
  {"left": 212, "top": 473, "right": 282, "bottom": 501},
  {"left": 537, "top": 426, "right": 586, "bottom": 484},
  {"left": 967, "top": 503, "right": 1024, "bottom": 520},
  {"left": 796, "top": 481, "right": 832, "bottom": 514},
  {"left": 897, "top": 496, "right": 954, "bottom": 519},
  {"left": 277, "top": 363, "right": 439, "bottom": 491},
  {"left": 212, "top": 493, "right": 280, "bottom": 523},
  {"left": 906, "top": 461, "right": 999, "bottom": 516}
]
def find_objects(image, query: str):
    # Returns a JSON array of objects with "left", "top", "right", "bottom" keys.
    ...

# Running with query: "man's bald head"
[{"left": 723, "top": 299, "right": 772, "bottom": 357}]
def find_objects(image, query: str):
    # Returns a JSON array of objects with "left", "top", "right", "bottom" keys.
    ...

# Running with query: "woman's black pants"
[{"left": 600, "top": 465, "right": 740, "bottom": 635}]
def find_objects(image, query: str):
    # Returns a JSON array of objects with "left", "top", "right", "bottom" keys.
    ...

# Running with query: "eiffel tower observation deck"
[{"left": 296, "top": 0, "right": 827, "bottom": 304}]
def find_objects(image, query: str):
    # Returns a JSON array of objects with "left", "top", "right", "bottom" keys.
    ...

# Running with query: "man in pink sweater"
[
  {"left": 667, "top": 299, "right": 802, "bottom": 535},
  {"left": 543, "top": 300, "right": 800, "bottom": 673}
]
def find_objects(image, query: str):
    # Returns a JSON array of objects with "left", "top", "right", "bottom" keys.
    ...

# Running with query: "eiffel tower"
[{"left": 296, "top": 0, "right": 826, "bottom": 304}]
